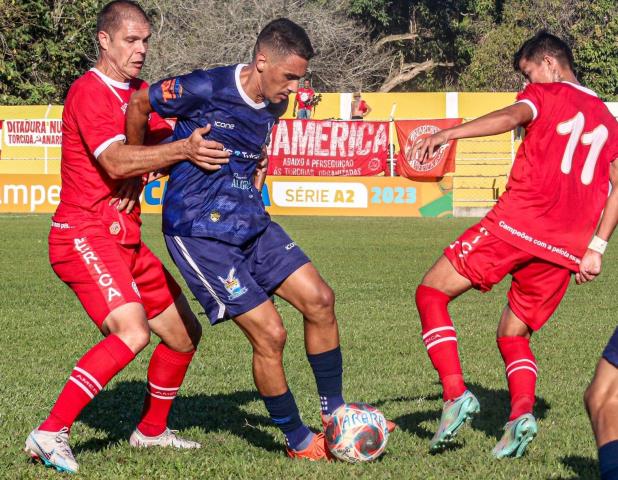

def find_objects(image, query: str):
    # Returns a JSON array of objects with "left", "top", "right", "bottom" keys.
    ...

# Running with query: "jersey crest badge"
[
  {"left": 109, "top": 221, "right": 121, "bottom": 235},
  {"left": 218, "top": 267, "right": 248, "bottom": 300},
  {"left": 209, "top": 210, "right": 221, "bottom": 222}
]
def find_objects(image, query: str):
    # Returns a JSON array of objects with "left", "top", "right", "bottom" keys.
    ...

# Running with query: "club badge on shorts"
[
  {"left": 217, "top": 267, "right": 248, "bottom": 300},
  {"left": 109, "top": 222, "right": 121, "bottom": 235},
  {"left": 210, "top": 211, "right": 221, "bottom": 223}
]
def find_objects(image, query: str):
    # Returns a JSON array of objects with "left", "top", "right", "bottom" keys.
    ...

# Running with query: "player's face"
[
  {"left": 99, "top": 19, "right": 151, "bottom": 82},
  {"left": 261, "top": 53, "right": 308, "bottom": 103},
  {"left": 518, "top": 56, "right": 561, "bottom": 84}
]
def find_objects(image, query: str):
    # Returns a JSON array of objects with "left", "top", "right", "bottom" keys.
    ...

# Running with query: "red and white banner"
[
  {"left": 267, "top": 119, "right": 388, "bottom": 176},
  {"left": 395, "top": 118, "right": 463, "bottom": 178},
  {"left": 2, "top": 119, "right": 63, "bottom": 147}
]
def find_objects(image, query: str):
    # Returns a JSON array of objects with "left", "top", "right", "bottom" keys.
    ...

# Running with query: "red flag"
[{"left": 395, "top": 119, "right": 463, "bottom": 178}]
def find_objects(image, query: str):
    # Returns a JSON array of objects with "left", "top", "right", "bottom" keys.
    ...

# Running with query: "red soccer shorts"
[
  {"left": 49, "top": 223, "right": 181, "bottom": 328},
  {"left": 444, "top": 222, "right": 571, "bottom": 331}
]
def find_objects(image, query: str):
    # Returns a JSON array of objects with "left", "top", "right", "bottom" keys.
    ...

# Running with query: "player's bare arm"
[
  {"left": 576, "top": 160, "right": 618, "bottom": 285},
  {"left": 123, "top": 88, "right": 230, "bottom": 173},
  {"left": 408, "top": 102, "right": 533, "bottom": 164}
]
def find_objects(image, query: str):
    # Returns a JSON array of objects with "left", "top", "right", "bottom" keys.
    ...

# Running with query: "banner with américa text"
[
  {"left": 395, "top": 118, "right": 462, "bottom": 178},
  {"left": 267, "top": 119, "right": 388, "bottom": 176},
  {"left": 0, "top": 174, "right": 452, "bottom": 217}
]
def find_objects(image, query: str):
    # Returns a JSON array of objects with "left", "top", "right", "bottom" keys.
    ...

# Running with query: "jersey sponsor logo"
[
  {"left": 217, "top": 267, "right": 248, "bottom": 300},
  {"left": 161, "top": 78, "right": 183, "bottom": 102},
  {"left": 214, "top": 120, "right": 235, "bottom": 130},
  {"left": 223, "top": 147, "right": 262, "bottom": 160},
  {"left": 232, "top": 173, "right": 252, "bottom": 190}
]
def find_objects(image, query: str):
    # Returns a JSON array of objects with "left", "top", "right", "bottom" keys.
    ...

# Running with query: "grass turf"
[{"left": 0, "top": 214, "right": 615, "bottom": 479}]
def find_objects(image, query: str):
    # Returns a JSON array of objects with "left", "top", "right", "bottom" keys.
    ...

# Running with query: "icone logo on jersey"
[{"left": 214, "top": 120, "right": 235, "bottom": 130}]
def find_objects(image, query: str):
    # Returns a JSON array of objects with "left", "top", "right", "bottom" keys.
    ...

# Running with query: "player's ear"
[
  {"left": 255, "top": 52, "right": 267, "bottom": 73},
  {"left": 98, "top": 31, "right": 110, "bottom": 51}
]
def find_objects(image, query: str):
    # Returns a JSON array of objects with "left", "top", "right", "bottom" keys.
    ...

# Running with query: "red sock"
[
  {"left": 137, "top": 343, "right": 195, "bottom": 437},
  {"left": 497, "top": 336, "right": 537, "bottom": 420},
  {"left": 39, "top": 335, "right": 135, "bottom": 432},
  {"left": 416, "top": 285, "right": 465, "bottom": 401}
]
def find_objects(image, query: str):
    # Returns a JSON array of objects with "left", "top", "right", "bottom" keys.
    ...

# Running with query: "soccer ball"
[{"left": 324, "top": 402, "right": 389, "bottom": 463}]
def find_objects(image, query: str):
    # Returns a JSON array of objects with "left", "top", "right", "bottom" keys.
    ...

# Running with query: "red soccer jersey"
[
  {"left": 296, "top": 87, "right": 315, "bottom": 110},
  {"left": 55, "top": 68, "right": 172, "bottom": 244},
  {"left": 482, "top": 82, "right": 618, "bottom": 272}
]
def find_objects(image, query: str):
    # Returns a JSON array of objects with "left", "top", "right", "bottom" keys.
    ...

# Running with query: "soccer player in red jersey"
[
  {"left": 410, "top": 31, "right": 618, "bottom": 458},
  {"left": 24, "top": 1, "right": 230, "bottom": 474}
]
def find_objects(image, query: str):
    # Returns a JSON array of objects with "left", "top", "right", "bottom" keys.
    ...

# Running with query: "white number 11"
[{"left": 557, "top": 112, "right": 608, "bottom": 185}]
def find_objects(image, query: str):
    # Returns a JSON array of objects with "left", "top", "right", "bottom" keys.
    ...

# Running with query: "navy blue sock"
[
  {"left": 307, "top": 346, "right": 344, "bottom": 415},
  {"left": 600, "top": 440, "right": 618, "bottom": 480},
  {"left": 262, "top": 389, "right": 312, "bottom": 450}
]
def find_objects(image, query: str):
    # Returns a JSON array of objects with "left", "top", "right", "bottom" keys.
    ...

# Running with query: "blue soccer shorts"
[
  {"left": 602, "top": 327, "right": 618, "bottom": 368},
  {"left": 164, "top": 221, "right": 310, "bottom": 325}
]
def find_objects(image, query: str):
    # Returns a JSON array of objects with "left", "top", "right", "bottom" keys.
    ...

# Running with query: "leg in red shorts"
[{"left": 415, "top": 222, "right": 570, "bottom": 456}]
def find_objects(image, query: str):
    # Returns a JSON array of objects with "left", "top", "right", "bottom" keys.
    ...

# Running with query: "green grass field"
[{"left": 1, "top": 214, "right": 615, "bottom": 479}]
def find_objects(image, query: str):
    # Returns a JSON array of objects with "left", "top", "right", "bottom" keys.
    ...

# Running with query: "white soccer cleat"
[
  {"left": 24, "top": 427, "right": 79, "bottom": 474},
  {"left": 129, "top": 428, "right": 201, "bottom": 449}
]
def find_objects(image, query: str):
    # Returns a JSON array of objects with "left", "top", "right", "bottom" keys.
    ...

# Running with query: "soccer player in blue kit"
[{"left": 126, "top": 18, "right": 394, "bottom": 460}]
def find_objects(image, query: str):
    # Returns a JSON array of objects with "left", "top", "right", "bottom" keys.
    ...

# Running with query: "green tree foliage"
[
  {"left": 459, "top": 0, "right": 618, "bottom": 99},
  {"left": 0, "top": 0, "right": 615, "bottom": 103},
  {"left": 0, "top": 0, "right": 99, "bottom": 105}
]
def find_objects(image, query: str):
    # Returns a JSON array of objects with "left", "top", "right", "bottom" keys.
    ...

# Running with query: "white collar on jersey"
[
  {"left": 90, "top": 68, "right": 130, "bottom": 90},
  {"left": 561, "top": 81, "right": 598, "bottom": 98},
  {"left": 235, "top": 64, "right": 268, "bottom": 110}
]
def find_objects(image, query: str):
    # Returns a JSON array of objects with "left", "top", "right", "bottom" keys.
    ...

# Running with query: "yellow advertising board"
[{"left": 0, "top": 174, "right": 452, "bottom": 217}]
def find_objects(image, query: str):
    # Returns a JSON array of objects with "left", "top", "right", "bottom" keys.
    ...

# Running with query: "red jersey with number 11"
[{"left": 481, "top": 82, "right": 618, "bottom": 272}]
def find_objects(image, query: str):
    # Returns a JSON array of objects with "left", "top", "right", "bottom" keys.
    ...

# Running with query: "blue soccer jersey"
[{"left": 149, "top": 64, "right": 286, "bottom": 245}]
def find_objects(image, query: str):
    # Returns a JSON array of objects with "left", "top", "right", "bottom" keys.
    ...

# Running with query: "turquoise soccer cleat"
[
  {"left": 492, "top": 413, "right": 537, "bottom": 459},
  {"left": 430, "top": 390, "right": 480, "bottom": 451}
]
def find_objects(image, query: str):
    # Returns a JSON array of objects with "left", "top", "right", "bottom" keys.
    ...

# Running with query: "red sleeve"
[
  {"left": 72, "top": 81, "right": 125, "bottom": 159},
  {"left": 516, "top": 84, "right": 544, "bottom": 125}
]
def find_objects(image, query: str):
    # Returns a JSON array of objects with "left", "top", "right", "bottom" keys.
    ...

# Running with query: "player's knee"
[
  {"left": 117, "top": 325, "right": 151, "bottom": 353},
  {"left": 584, "top": 382, "right": 616, "bottom": 418},
  {"left": 415, "top": 284, "right": 450, "bottom": 310},
  {"left": 259, "top": 326, "right": 287, "bottom": 357},
  {"left": 306, "top": 284, "right": 335, "bottom": 319}
]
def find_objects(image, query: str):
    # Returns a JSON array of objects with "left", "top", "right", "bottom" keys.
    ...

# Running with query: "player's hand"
[
  {"left": 184, "top": 124, "right": 230, "bottom": 171},
  {"left": 407, "top": 130, "right": 449, "bottom": 165},
  {"left": 110, "top": 177, "right": 142, "bottom": 214},
  {"left": 575, "top": 249, "right": 603, "bottom": 285}
]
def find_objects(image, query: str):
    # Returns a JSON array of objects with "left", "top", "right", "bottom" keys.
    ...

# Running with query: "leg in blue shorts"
[{"left": 585, "top": 327, "right": 618, "bottom": 480}]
